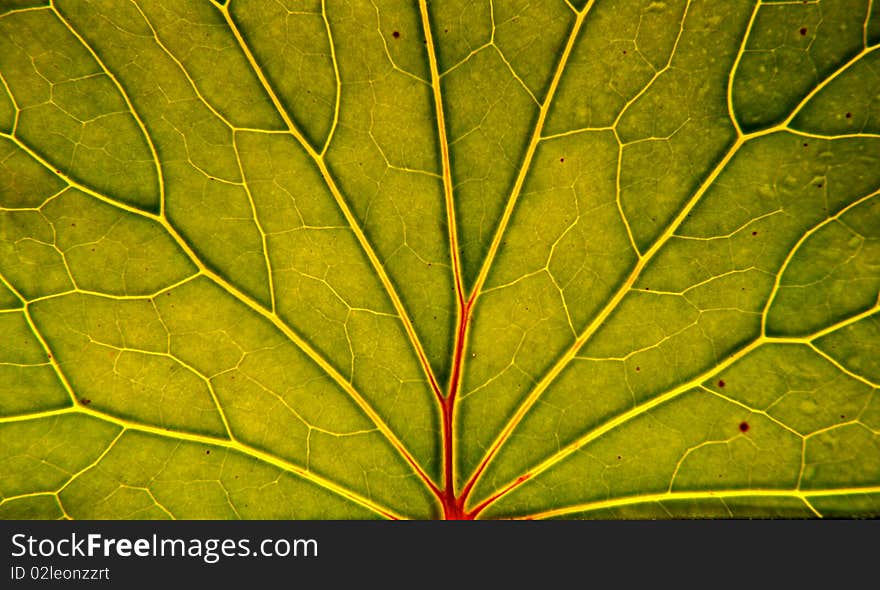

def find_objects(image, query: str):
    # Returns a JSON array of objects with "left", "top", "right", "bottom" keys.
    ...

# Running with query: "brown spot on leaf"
[
  {"left": 392, "top": 30, "right": 400, "bottom": 39},
  {"left": 80, "top": 398, "right": 91, "bottom": 406},
  {"left": 803, "top": 143, "right": 809, "bottom": 147},
  {"left": 739, "top": 421, "right": 750, "bottom": 433},
  {"left": 799, "top": 27, "right": 807, "bottom": 36},
  {"left": 559, "top": 157, "right": 565, "bottom": 163},
  {"left": 718, "top": 379, "right": 726, "bottom": 388},
  {"left": 205, "top": 450, "right": 211, "bottom": 455},
  {"left": 845, "top": 112, "right": 852, "bottom": 118},
  {"left": 752, "top": 231, "right": 758, "bottom": 236},
  {"left": 635, "top": 366, "right": 640, "bottom": 372}
]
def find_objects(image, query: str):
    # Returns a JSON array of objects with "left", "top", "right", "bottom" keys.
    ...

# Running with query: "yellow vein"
[
  {"left": 540, "top": 125, "right": 616, "bottom": 141},
  {"left": 802, "top": 497, "right": 823, "bottom": 518},
  {"left": 806, "top": 418, "right": 879, "bottom": 441},
  {"left": 368, "top": 0, "right": 429, "bottom": 85},
  {"left": 419, "top": 0, "right": 465, "bottom": 313},
  {"left": 139, "top": 487, "right": 176, "bottom": 519},
  {"left": 1, "top": 407, "right": 404, "bottom": 519},
  {"left": 704, "top": 386, "right": 803, "bottom": 438},
  {"left": 468, "top": 0, "right": 595, "bottom": 300},
  {"left": 419, "top": 0, "right": 469, "bottom": 505},
  {"left": 1, "top": 130, "right": 437, "bottom": 500},
  {"left": 761, "top": 190, "right": 879, "bottom": 334},
  {"left": 92, "top": 340, "right": 237, "bottom": 440},
  {"left": 516, "top": 486, "right": 880, "bottom": 520},
  {"left": 761, "top": 303, "right": 880, "bottom": 345},
  {"left": 807, "top": 340, "right": 880, "bottom": 389},
  {"left": 51, "top": 2, "right": 166, "bottom": 213},
  {"left": 461, "top": 38, "right": 880, "bottom": 500},
  {"left": 216, "top": 1, "right": 445, "bottom": 406},
  {"left": 22, "top": 274, "right": 199, "bottom": 306},
  {"left": 127, "top": 1, "right": 238, "bottom": 133},
  {"left": 0, "top": 272, "right": 77, "bottom": 408},
  {"left": 789, "top": 129, "right": 880, "bottom": 140},
  {"left": 0, "top": 71, "right": 19, "bottom": 134},
  {"left": 320, "top": 0, "right": 341, "bottom": 155},
  {"left": 55, "top": 496, "right": 72, "bottom": 520},
  {"left": 232, "top": 131, "right": 277, "bottom": 313},
  {"left": 611, "top": 0, "right": 692, "bottom": 130},
  {"left": 783, "top": 44, "right": 880, "bottom": 129},
  {"left": 493, "top": 46, "right": 539, "bottom": 105},
  {"left": 23, "top": 309, "right": 79, "bottom": 407},
  {"left": 801, "top": 300, "right": 880, "bottom": 341},
  {"left": 613, "top": 137, "right": 639, "bottom": 255},
  {"left": 463, "top": 135, "right": 749, "bottom": 504},
  {"left": 472, "top": 302, "right": 880, "bottom": 511},
  {"left": 0, "top": 492, "right": 57, "bottom": 507},
  {"left": 726, "top": 0, "right": 761, "bottom": 136},
  {"left": 0, "top": 492, "right": 71, "bottom": 519},
  {"left": 0, "top": 5, "right": 47, "bottom": 19},
  {"left": 56, "top": 429, "right": 126, "bottom": 495},
  {"left": 0, "top": 407, "right": 74, "bottom": 424},
  {"left": 0, "top": 271, "right": 24, "bottom": 305},
  {"left": 468, "top": 339, "right": 763, "bottom": 510}
]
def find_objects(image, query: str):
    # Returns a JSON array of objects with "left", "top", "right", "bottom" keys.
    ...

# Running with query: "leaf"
[{"left": 0, "top": 0, "right": 878, "bottom": 521}]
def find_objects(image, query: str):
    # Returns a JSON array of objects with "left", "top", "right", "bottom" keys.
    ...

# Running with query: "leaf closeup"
[{"left": 1, "top": 0, "right": 879, "bottom": 520}]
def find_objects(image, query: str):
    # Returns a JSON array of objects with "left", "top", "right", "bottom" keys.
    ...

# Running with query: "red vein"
[
  {"left": 216, "top": 1, "right": 446, "bottom": 412},
  {"left": 442, "top": 3, "right": 594, "bottom": 517},
  {"left": 440, "top": 297, "right": 475, "bottom": 518},
  {"left": 425, "top": 1, "right": 595, "bottom": 518},
  {"left": 418, "top": 0, "right": 470, "bottom": 517},
  {"left": 460, "top": 136, "right": 748, "bottom": 514},
  {"left": 2, "top": 128, "right": 441, "bottom": 506},
  {"left": 458, "top": 19, "right": 880, "bottom": 517}
]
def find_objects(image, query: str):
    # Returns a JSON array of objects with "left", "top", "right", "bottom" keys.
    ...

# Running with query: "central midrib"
[{"left": 425, "top": 1, "right": 596, "bottom": 519}]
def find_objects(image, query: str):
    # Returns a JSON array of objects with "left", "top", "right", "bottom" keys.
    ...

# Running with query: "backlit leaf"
[{"left": 1, "top": 0, "right": 878, "bottom": 520}]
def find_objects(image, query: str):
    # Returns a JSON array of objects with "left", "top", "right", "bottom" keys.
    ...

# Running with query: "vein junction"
[{"left": 0, "top": 0, "right": 879, "bottom": 520}]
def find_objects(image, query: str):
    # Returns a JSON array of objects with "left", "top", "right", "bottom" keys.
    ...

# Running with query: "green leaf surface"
[{"left": 1, "top": 0, "right": 878, "bottom": 520}]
